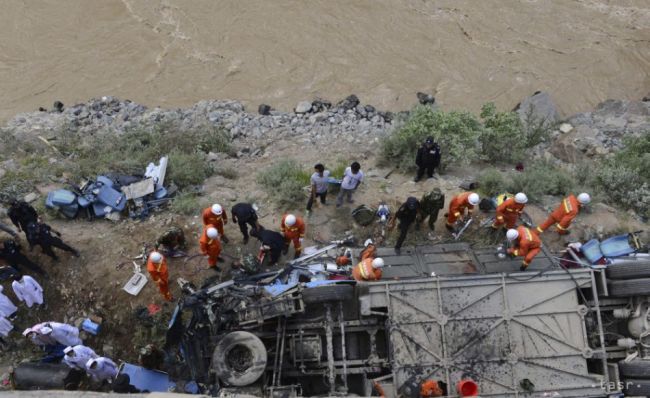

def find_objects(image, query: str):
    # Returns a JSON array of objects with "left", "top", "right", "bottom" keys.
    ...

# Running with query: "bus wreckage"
[{"left": 166, "top": 233, "right": 649, "bottom": 397}]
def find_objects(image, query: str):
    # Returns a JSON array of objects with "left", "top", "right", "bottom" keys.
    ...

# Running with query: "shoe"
[
  {"left": 347, "top": 199, "right": 355, "bottom": 204},
  {"left": 217, "top": 256, "right": 225, "bottom": 262},
  {"left": 294, "top": 253, "right": 301, "bottom": 259},
  {"left": 210, "top": 266, "right": 221, "bottom": 272},
  {"left": 243, "top": 237, "right": 249, "bottom": 244},
  {"left": 414, "top": 177, "right": 420, "bottom": 182},
  {"left": 519, "top": 265, "right": 527, "bottom": 272},
  {"left": 73, "top": 250, "right": 80, "bottom": 257},
  {"left": 445, "top": 224, "right": 454, "bottom": 232},
  {"left": 394, "top": 247, "right": 401, "bottom": 255},
  {"left": 221, "top": 236, "right": 230, "bottom": 244}
]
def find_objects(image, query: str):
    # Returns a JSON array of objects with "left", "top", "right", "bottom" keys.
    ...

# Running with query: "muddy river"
[{"left": 1, "top": 0, "right": 649, "bottom": 122}]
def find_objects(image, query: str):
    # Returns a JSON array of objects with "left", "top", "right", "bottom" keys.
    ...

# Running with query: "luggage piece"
[
  {"left": 96, "top": 185, "right": 126, "bottom": 211},
  {"left": 59, "top": 204, "right": 79, "bottom": 219},
  {"left": 581, "top": 239, "right": 604, "bottom": 264},
  {"left": 92, "top": 203, "right": 111, "bottom": 218},
  {"left": 96, "top": 175, "right": 114, "bottom": 188},
  {"left": 46, "top": 190, "right": 76, "bottom": 208},
  {"left": 12, "top": 362, "right": 82, "bottom": 390},
  {"left": 601, "top": 234, "right": 637, "bottom": 258},
  {"left": 77, "top": 196, "right": 92, "bottom": 208}
]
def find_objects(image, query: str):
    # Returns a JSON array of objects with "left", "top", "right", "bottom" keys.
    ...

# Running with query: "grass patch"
[
  {"left": 478, "top": 168, "right": 507, "bottom": 197},
  {"left": 215, "top": 166, "right": 238, "bottom": 180},
  {"left": 508, "top": 161, "right": 575, "bottom": 199},
  {"left": 257, "top": 160, "right": 310, "bottom": 206},
  {"left": 170, "top": 192, "right": 201, "bottom": 215}
]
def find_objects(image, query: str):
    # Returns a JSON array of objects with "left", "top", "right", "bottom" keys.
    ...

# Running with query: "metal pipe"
[
  {"left": 271, "top": 318, "right": 282, "bottom": 386},
  {"left": 325, "top": 305, "right": 336, "bottom": 393},
  {"left": 277, "top": 317, "right": 287, "bottom": 385},
  {"left": 339, "top": 302, "right": 348, "bottom": 392}
]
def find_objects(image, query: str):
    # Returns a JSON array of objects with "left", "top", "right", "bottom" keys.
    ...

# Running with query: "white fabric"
[
  {"left": 63, "top": 345, "right": 98, "bottom": 370},
  {"left": 86, "top": 357, "right": 118, "bottom": 382},
  {"left": 25, "top": 323, "right": 58, "bottom": 346},
  {"left": 44, "top": 322, "right": 82, "bottom": 346},
  {"left": 0, "top": 287, "right": 17, "bottom": 317},
  {"left": 310, "top": 170, "right": 330, "bottom": 193},
  {"left": 0, "top": 316, "right": 12, "bottom": 337},
  {"left": 341, "top": 167, "right": 364, "bottom": 190},
  {"left": 12, "top": 276, "right": 44, "bottom": 308}
]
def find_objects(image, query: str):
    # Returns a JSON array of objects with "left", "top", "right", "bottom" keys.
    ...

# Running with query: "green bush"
[
  {"left": 257, "top": 160, "right": 310, "bottom": 206},
  {"left": 380, "top": 105, "right": 482, "bottom": 170},
  {"left": 479, "top": 103, "right": 526, "bottom": 163},
  {"left": 170, "top": 192, "right": 201, "bottom": 215},
  {"left": 167, "top": 151, "right": 212, "bottom": 188},
  {"left": 478, "top": 168, "right": 507, "bottom": 197},
  {"left": 215, "top": 166, "right": 238, "bottom": 180},
  {"left": 507, "top": 161, "right": 575, "bottom": 201}
]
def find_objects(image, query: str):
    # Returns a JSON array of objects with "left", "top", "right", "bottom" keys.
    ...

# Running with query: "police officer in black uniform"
[
  {"left": 231, "top": 203, "right": 260, "bottom": 244},
  {"left": 414, "top": 137, "right": 441, "bottom": 182},
  {"left": 29, "top": 221, "right": 79, "bottom": 261},
  {"left": 249, "top": 227, "right": 284, "bottom": 266}
]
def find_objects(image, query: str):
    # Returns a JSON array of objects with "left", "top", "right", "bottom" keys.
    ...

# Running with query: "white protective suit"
[
  {"left": 41, "top": 322, "right": 82, "bottom": 346},
  {"left": 0, "top": 316, "right": 12, "bottom": 337},
  {"left": 63, "top": 345, "right": 98, "bottom": 370},
  {"left": 12, "top": 276, "right": 44, "bottom": 308},
  {"left": 86, "top": 357, "right": 118, "bottom": 382},
  {"left": 0, "top": 287, "right": 17, "bottom": 317}
]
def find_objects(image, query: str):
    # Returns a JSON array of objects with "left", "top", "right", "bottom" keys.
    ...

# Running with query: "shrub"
[
  {"left": 520, "top": 106, "right": 553, "bottom": 147},
  {"left": 507, "top": 161, "right": 575, "bottom": 201},
  {"left": 478, "top": 168, "right": 507, "bottom": 197},
  {"left": 215, "top": 166, "right": 238, "bottom": 180},
  {"left": 593, "top": 164, "right": 650, "bottom": 219},
  {"left": 170, "top": 192, "right": 200, "bottom": 215},
  {"left": 479, "top": 103, "right": 526, "bottom": 163},
  {"left": 381, "top": 105, "right": 482, "bottom": 170},
  {"left": 257, "top": 160, "right": 310, "bottom": 206},
  {"left": 167, "top": 151, "right": 212, "bottom": 188}
]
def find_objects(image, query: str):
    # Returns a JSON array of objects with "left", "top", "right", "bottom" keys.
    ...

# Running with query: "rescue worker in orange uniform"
[
  {"left": 445, "top": 192, "right": 480, "bottom": 231},
  {"left": 352, "top": 257, "right": 384, "bottom": 282},
  {"left": 492, "top": 192, "right": 528, "bottom": 230},
  {"left": 146, "top": 251, "right": 172, "bottom": 301},
  {"left": 280, "top": 214, "right": 305, "bottom": 259},
  {"left": 536, "top": 193, "right": 591, "bottom": 235},
  {"left": 202, "top": 204, "right": 229, "bottom": 243},
  {"left": 199, "top": 226, "right": 222, "bottom": 269},
  {"left": 420, "top": 380, "right": 444, "bottom": 397},
  {"left": 506, "top": 227, "right": 542, "bottom": 271}
]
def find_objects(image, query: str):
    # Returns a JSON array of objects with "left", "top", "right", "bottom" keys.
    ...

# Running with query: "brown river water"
[{"left": 1, "top": 0, "right": 649, "bottom": 122}]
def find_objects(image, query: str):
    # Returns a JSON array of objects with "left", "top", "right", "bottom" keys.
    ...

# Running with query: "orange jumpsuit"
[
  {"left": 446, "top": 192, "right": 475, "bottom": 226},
  {"left": 202, "top": 207, "right": 228, "bottom": 240},
  {"left": 492, "top": 197, "right": 525, "bottom": 229},
  {"left": 146, "top": 256, "right": 172, "bottom": 301},
  {"left": 507, "top": 226, "right": 542, "bottom": 268},
  {"left": 352, "top": 258, "right": 382, "bottom": 281},
  {"left": 199, "top": 226, "right": 222, "bottom": 268},
  {"left": 280, "top": 215, "right": 306, "bottom": 256},
  {"left": 537, "top": 194, "right": 581, "bottom": 235}
]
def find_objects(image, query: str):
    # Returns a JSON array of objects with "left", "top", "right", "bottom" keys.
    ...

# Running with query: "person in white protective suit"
[
  {"left": 12, "top": 275, "right": 43, "bottom": 308},
  {"left": 39, "top": 322, "right": 82, "bottom": 346},
  {"left": 0, "top": 286, "right": 17, "bottom": 318},
  {"left": 86, "top": 357, "right": 118, "bottom": 383},
  {"left": 63, "top": 345, "right": 98, "bottom": 370}
]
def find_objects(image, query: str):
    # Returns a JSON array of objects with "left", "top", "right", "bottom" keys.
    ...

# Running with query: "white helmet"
[
  {"left": 372, "top": 258, "right": 385, "bottom": 269},
  {"left": 468, "top": 193, "right": 480, "bottom": 205},
  {"left": 577, "top": 193, "right": 591, "bottom": 205},
  {"left": 285, "top": 214, "right": 296, "bottom": 227},
  {"left": 506, "top": 229, "right": 519, "bottom": 241},
  {"left": 149, "top": 251, "right": 163, "bottom": 264},
  {"left": 514, "top": 193, "right": 528, "bottom": 204},
  {"left": 207, "top": 227, "right": 219, "bottom": 239},
  {"left": 364, "top": 238, "right": 374, "bottom": 248},
  {"left": 211, "top": 204, "right": 223, "bottom": 215}
]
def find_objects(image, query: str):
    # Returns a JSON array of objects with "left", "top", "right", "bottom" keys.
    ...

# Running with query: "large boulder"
[{"left": 515, "top": 91, "right": 560, "bottom": 127}]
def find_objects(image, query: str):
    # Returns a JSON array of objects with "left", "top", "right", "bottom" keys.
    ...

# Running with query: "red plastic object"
[{"left": 457, "top": 379, "right": 479, "bottom": 396}]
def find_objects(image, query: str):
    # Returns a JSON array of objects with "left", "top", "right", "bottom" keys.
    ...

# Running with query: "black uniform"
[
  {"left": 415, "top": 139, "right": 441, "bottom": 181},
  {"left": 231, "top": 203, "right": 259, "bottom": 243},
  {"left": 395, "top": 197, "right": 420, "bottom": 253},
  {"left": 418, "top": 188, "right": 445, "bottom": 231},
  {"left": 250, "top": 228, "right": 284, "bottom": 265},
  {"left": 8, "top": 200, "right": 38, "bottom": 232},
  {"left": 0, "top": 239, "right": 45, "bottom": 275},
  {"left": 30, "top": 222, "right": 79, "bottom": 260}
]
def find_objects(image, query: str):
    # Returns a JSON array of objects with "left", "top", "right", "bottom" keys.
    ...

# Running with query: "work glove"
[
  {"left": 299, "top": 238, "right": 304, "bottom": 244},
  {"left": 223, "top": 220, "right": 228, "bottom": 225}
]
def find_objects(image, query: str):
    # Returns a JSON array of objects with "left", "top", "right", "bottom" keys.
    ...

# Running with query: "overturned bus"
[{"left": 167, "top": 234, "right": 649, "bottom": 397}]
